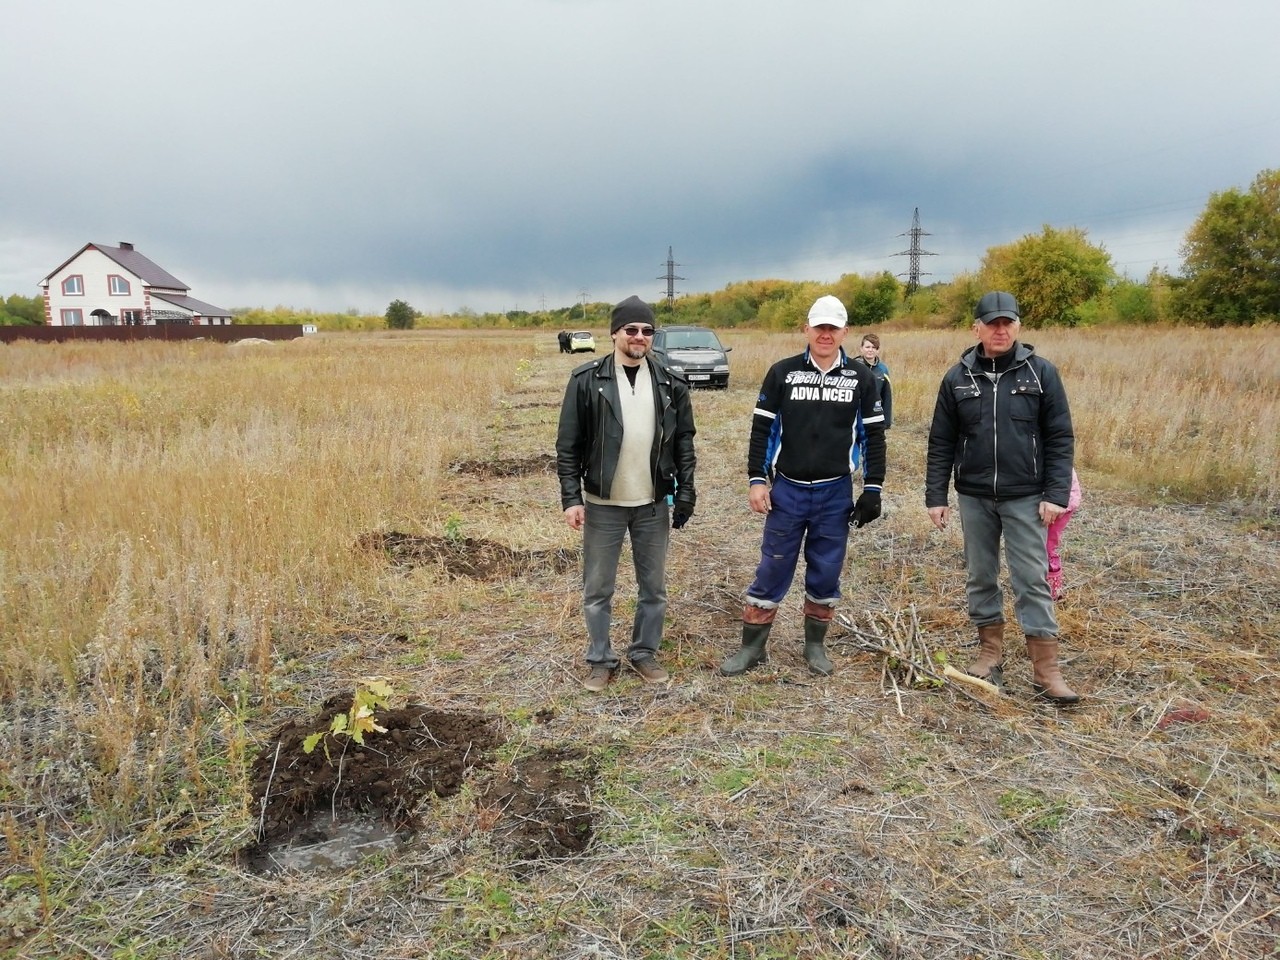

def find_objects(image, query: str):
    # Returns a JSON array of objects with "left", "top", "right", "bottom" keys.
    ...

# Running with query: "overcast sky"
[{"left": 3, "top": 0, "right": 1278, "bottom": 315}]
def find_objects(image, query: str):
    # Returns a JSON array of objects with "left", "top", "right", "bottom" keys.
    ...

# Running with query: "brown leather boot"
[
  {"left": 1026, "top": 636, "right": 1080, "bottom": 705},
  {"left": 967, "top": 623, "right": 1005, "bottom": 689}
]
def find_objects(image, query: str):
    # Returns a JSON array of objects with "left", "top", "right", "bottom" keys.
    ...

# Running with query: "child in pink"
[{"left": 1046, "top": 469, "right": 1082, "bottom": 600}]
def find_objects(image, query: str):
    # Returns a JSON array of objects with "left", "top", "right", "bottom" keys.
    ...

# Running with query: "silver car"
[{"left": 651, "top": 325, "right": 730, "bottom": 389}]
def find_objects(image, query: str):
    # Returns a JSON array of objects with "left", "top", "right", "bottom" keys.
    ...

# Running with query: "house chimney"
[{"left": 120, "top": 241, "right": 134, "bottom": 251}]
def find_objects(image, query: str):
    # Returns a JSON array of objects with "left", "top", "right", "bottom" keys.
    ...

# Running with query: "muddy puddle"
[{"left": 244, "top": 815, "right": 408, "bottom": 874}]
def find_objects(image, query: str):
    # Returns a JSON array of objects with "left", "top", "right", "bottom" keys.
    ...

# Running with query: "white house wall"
[{"left": 44, "top": 248, "right": 146, "bottom": 326}]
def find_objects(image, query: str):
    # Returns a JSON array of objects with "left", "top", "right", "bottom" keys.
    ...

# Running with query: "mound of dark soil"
[
  {"left": 242, "top": 699, "right": 597, "bottom": 875},
  {"left": 357, "top": 530, "right": 575, "bottom": 579},
  {"left": 250, "top": 698, "right": 505, "bottom": 845}
]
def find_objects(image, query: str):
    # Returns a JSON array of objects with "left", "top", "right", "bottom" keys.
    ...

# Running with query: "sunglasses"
[{"left": 621, "top": 325, "right": 655, "bottom": 337}]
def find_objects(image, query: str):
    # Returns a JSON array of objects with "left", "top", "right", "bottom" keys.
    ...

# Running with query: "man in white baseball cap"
[{"left": 721, "top": 294, "right": 888, "bottom": 678}]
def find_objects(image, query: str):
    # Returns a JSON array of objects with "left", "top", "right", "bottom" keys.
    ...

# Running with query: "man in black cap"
[
  {"left": 925, "top": 291, "right": 1081, "bottom": 704},
  {"left": 556, "top": 296, "right": 697, "bottom": 692}
]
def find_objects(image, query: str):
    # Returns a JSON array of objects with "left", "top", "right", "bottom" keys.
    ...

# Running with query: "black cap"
[
  {"left": 610, "top": 296, "right": 655, "bottom": 334},
  {"left": 974, "top": 291, "right": 1020, "bottom": 324}
]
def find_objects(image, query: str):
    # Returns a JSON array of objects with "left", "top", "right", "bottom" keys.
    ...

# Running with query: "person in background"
[
  {"left": 852, "top": 332, "right": 893, "bottom": 429},
  {"left": 925, "top": 291, "right": 1080, "bottom": 705},
  {"left": 556, "top": 296, "right": 697, "bottom": 692},
  {"left": 851, "top": 332, "right": 893, "bottom": 475},
  {"left": 1046, "top": 469, "right": 1083, "bottom": 600},
  {"left": 558, "top": 330, "right": 571, "bottom": 354},
  {"left": 720, "top": 295, "right": 887, "bottom": 678}
]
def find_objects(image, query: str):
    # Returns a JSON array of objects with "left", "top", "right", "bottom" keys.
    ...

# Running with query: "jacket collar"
[
  {"left": 803, "top": 346, "right": 849, "bottom": 372},
  {"left": 595, "top": 352, "right": 671, "bottom": 386},
  {"left": 960, "top": 341, "right": 1034, "bottom": 372}
]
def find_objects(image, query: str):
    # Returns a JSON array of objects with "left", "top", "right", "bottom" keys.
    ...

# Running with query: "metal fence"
[{"left": 0, "top": 324, "right": 307, "bottom": 344}]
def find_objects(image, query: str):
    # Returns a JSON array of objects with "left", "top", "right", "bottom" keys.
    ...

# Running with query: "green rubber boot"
[
  {"left": 803, "top": 617, "right": 833, "bottom": 676},
  {"left": 720, "top": 623, "right": 771, "bottom": 676}
]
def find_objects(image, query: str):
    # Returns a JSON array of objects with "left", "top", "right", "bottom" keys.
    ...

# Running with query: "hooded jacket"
[
  {"left": 925, "top": 341, "right": 1074, "bottom": 507},
  {"left": 556, "top": 352, "right": 697, "bottom": 515}
]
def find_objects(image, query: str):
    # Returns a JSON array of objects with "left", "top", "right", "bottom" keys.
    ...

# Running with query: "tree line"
[
  {"left": 385, "top": 167, "right": 1277, "bottom": 332},
  {"left": 5, "top": 169, "right": 1274, "bottom": 331}
]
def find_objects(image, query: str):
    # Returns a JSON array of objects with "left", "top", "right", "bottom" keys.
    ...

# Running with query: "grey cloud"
[{"left": 3, "top": 0, "right": 1279, "bottom": 312}]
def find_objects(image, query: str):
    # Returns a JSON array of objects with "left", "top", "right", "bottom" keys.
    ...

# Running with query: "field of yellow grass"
[{"left": 1, "top": 326, "right": 1277, "bottom": 958}]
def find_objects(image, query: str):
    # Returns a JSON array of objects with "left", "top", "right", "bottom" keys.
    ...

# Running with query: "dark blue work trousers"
[{"left": 745, "top": 474, "right": 853, "bottom": 610}]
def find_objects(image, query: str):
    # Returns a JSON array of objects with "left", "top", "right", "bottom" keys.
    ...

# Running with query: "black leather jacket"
[
  {"left": 556, "top": 353, "right": 697, "bottom": 514},
  {"left": 926, "top": 342, "right": 1074, "bottom": 507}
]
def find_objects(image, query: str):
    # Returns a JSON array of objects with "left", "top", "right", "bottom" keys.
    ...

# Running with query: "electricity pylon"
[{"left": 893, "top": 208, "right": 937, "bottom": 295}]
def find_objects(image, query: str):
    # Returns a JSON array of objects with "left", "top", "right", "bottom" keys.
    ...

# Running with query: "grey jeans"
[
  {"left": 582, "top": 500, "right": 670, "bottom": 667},
  {"left": 956, "top": 492, "right": 1058, "bottom": 637}
]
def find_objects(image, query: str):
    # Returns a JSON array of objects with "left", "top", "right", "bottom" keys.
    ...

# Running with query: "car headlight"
[
  {"left": 713, "top": 364, "right": 729, "bottom": 373},
  {"left": 669, "top": 364, "right": 685, "bottom": 373}
]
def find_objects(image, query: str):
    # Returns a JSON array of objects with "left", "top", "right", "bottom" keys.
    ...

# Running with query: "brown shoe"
[
  {"left": 582, "top": 665, "right": 612, "bottom": 692},
  {"left": 631, "top": 657, "right": 669, "bottom": 684}
]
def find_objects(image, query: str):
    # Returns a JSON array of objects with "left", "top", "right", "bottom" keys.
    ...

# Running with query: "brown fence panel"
[{"left": 0, "top": 325, "right": 306, "bottom": 344}]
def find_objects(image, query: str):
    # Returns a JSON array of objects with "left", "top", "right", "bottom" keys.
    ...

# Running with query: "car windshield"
[
  {"left": 662, "top": 331, "right": 722, "bottom": 350},
  {"left": 571, "top": 332, "right": 590, "bottom": 339}
]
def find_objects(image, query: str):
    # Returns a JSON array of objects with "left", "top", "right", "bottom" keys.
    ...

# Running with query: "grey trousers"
[
  {"left": 956, "top": 492, "right": 1058, "bottom": 637},
  {"left": 582, "top": 500, "right": 670, "bottom": 667}
]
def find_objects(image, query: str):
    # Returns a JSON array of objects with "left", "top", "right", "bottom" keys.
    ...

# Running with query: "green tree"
[
  {"left": 979, "top": 225, "right": 1115, "bottom": 327},
  {"left": 1, "top": 293, "right": 43, "bottom": 326},
  {"left": 1176, "top": 168, "right": 1280, "bottom": 326},
  {"left": 384, "top": 299, "right": 416, "bottom": 330},
  {"left": 847, "top": 272, "right": 900, "bottom": 328},
  {"left": 1110, "top": 277, "right": 1160, "bottom": 325}
]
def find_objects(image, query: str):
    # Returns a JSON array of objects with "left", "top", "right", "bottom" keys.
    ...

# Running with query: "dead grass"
[{"left": 1, "top": 327, "right": 1277, "bottom": 959}]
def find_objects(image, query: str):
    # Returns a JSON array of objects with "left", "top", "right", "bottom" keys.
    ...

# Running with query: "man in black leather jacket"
[
  {"left": 556, "top": 296, "right": 697, "bottom": 692},
  {"left": 925, "top": 291, "right": 1080, "bottom": 704}
]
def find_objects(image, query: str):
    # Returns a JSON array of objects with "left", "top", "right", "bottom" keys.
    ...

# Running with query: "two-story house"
[{"left": 41, "top": 242, "right": 233, "bottom": 326}]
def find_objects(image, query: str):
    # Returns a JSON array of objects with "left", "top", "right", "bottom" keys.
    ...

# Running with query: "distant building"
[{"left": 41, "top": 241, "right": 232, "bottom": 326}]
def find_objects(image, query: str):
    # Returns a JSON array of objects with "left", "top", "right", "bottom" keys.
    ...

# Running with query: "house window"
[
  {"left": 62, "top": 275, "right": 84, "bottom": 296},
  {"left": 108, "top": 275, "right": 131, "bottom": 296},
  {"left": 61, "top": 309, "right": 84, "bottom": 325},
  {"left": 120, "top": 309, "right": 144, "bottom": 326}
]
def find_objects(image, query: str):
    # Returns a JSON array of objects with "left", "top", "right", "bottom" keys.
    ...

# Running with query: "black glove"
[
  {"left": 672, "top": 509, "right": 691, "bottom": 530},
  {"left": 849, "top": 490, "right": 882, "bottom": 529}
]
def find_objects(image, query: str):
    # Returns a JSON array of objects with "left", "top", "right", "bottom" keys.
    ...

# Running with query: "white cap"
[{"left": 807, "top": 295, "right": 848, "bottom": 328}]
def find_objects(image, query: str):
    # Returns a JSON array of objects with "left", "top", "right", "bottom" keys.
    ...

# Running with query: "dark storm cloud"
[{"left": 3, "top": 0, "right": 1279, "bottom": 311}]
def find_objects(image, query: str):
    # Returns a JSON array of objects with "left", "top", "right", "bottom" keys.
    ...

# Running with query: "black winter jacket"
[
  {"left": 556, "top": 353, "right": 697, "bottom": 514},
  {"left": 748, "top": 348, "right": 886, "bottom": 488},
  {"left": 925, "top": 342, "right": 1074, "bottom": 507}
]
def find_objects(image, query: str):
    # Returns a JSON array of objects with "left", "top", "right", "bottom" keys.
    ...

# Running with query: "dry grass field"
[{"left": 1, "top": 325, "right": 1278, "bottom": 959}]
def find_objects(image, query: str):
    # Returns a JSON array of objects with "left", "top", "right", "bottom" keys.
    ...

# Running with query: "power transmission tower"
[
  {"left": 656, "top": 246, "right": 685, "bottom": 310},
  {"left": 893, "top": 207, "right": 937, "bottom": 295}
]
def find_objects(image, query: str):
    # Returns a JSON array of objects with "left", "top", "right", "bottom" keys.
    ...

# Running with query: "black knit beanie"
[{"left": 610, "top": 296, "right": 654, "bottom": 334}]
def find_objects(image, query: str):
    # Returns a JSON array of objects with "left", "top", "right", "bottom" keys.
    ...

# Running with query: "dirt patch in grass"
[
  {"left": 449, "top": 453, "right": 557, "bottom": 478},
  {"left": 242, "top": 698, "right": 596, "bottom": 874},
  {"left": 479, "top": 745, "right": 597, "bottom": 866},
  {"left": 357, "top": 530, "right": 576, "bottom": 579}
]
